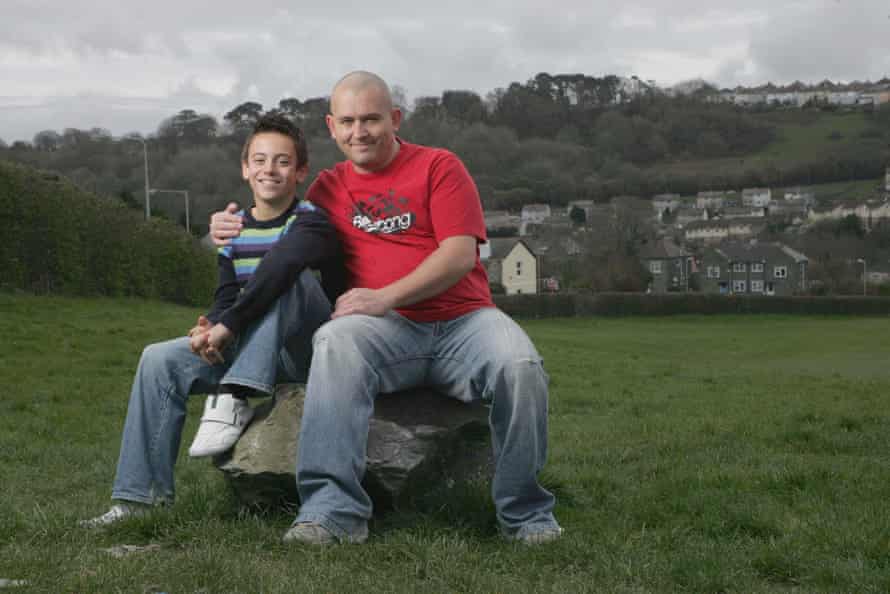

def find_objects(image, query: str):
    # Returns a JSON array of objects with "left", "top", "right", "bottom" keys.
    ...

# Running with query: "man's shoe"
[
  {"left": 188, "top": 394, "right": 254, "bottom": 457},
  {"left": 282, "top": 522, "right": 368, "bottom": 545},
  {"left": 79, "top": 503, "right": 150, "bottom": 528},
  {"left": 504, "top": 524, "right": 563, "bottom": 545}
]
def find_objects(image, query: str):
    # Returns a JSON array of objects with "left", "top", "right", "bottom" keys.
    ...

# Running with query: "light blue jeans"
[
  {"left": 111, "top": 270, "right": 331, "bottom": 504},
  {"left": 295, "top": 306, "right": 560, "bottom": 539}
]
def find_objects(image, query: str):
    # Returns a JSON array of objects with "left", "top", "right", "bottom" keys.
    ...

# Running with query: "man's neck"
[{"left": 252, "top": 196, "right": 295, "bottom": 221}]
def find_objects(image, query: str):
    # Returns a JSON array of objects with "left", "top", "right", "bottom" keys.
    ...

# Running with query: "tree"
[
  {"left": 569, "top": 206, "right": 586, "bottom": 226},
  {"left": 158, "top": 109, "right": 218, "bottom": 145},
  {"left": 441, "top": 90, "right": 486, "bottom": 125},
  {"left": 224, "top": 101, "right": 264, "bottom": 139},
  {"left": 33, "top": 130, "right": 62, "bottom": 151}
]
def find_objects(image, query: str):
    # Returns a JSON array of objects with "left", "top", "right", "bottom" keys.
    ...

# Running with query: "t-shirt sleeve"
[{"left": 428, "top": 152, "right": 487, "bottom": 244}]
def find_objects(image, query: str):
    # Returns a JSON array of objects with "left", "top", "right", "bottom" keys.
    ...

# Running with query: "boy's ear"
[
  {"left": 241, "top": 161, "right": 250, "bottom": 181},
  {"left": 295, "top": 163, "right": 309, "bottom": 183}
]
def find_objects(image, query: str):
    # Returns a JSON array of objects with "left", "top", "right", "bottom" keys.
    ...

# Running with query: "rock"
[
  {"left": 99, "top": 544, "right": 163, "bottom": 558},
  {"left": 214, "top": 384, "right": 492, "bottom": 509}
]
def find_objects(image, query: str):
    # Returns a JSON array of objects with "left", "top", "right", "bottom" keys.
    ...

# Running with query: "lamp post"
[
  {"left": 122, "top": 135, "right": 151, "bottom": 220},
  {"left": 149, "top": 189, "right": 191, "bottom": 233},
  {"left": 856, "top": 258, "right": 867, "bottom": 296}
]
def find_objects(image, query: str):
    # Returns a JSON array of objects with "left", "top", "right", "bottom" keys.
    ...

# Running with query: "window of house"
[
  {"left": 516, "top": 261, "right": 522, "bottom": 276},
  {"left": 751, "top": 262, "right": 764, "bottom": 273},
  {"left": 774, "top": 266, "right": 787, "bottom": 278},
  {"left": 733, "top": 262, "right": 746, "bottom": 272},
  {"left": 732, "top": 280, "right": 747, "bottom": 293},
  {"left": 707, "top": 266, "right": 720, "bottom": 278},
  {"left": 649, "top": 261, "right": 662, "bottom": 274},
  {"left": 750, "top": 280, "right": 764, "bottom": 292}
]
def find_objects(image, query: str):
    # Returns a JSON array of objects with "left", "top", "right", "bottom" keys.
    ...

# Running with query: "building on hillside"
[
  {"left": 639, "top": 238, "right": 691, "bottom": 292},
  {"left": 808, "top": 201, "right": 890, "bottom": 230},
  {"left": 768, "top": 202, "right": 811, "bottom": 225},
  {"left": 698, "top": 241, "right": 808, "bottom": 296},
  {"left": 481, "top": 238, "right": 538, "bottom": 295},
  {"left": 484, "top": 210, "right": 520, "bottom": 235},
  {"left": 741, "top": 187, "right": 772, "bottom": 208},
  {"left": 696, "top": 191, "right": 727, "bottom": 210},
  {"left": 652, "top": 193, "right": 682, "bottom": 219},
  {"left": 783, "top": 187, "right": 816, "bottom": 206},
  {"left": 674, "top": 207, "right": 705, "bottom": 226},
  {"left": 684, "top": 218, "right": 766, "bottom": 243},
  {"left": 885, "top": 166, "right": 890, "bottom": 193},
  {"left": 520, "top": 203, "right": 551, "bottom": 224},
  {"left": 720, "top": 206, "right": 767, "bottom": 220}
]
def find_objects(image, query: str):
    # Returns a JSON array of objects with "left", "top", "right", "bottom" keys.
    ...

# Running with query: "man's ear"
[
  {"left": 325, "top": 114, "right": 336, "bottom": 139},
  {"left": 391, "top": 108, "right": 403, "bottom": 131}
]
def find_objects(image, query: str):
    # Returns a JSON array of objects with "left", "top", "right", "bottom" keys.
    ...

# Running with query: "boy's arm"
[
  {"left": 205, "top": 254, "right": 239, "bottom": 324},
  {"left": 215, "top": 207, "right": 339, "bottom": 337}
]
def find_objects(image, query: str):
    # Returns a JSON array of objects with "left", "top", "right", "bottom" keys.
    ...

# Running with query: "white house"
[
  {"left": 481, "top": 238, "right": 538, "bottom": 295},
  {"left": 741, "top": 188, "right": 772, "bottom": 208},
  {"left": 520, "top": 204, "right": 551, "bottom": 224}
]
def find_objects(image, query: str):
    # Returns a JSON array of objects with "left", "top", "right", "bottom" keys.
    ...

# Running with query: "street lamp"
[
  {"left": 149, "top": 189, "right": 191, "bottom": 233},
  {"left": 122, "top": 134, "right": 151, "bottom": 220},
  {"left": 856, "top": 258, "right": 867, "bottom": 296}
]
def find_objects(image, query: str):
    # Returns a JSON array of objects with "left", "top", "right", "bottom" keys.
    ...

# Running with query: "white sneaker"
[
  {"left": 79, "top": 503, "right": 150, "bottom": 528},
  {"left": 188, "top": 393, "right": 254, "bottom": 458}
]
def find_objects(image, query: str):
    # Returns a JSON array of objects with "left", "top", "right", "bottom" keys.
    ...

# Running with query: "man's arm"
[{"left": 332, "top": 235, "right": 476, "bottom": 318}]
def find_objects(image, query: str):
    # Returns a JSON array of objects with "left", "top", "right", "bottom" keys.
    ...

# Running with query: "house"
[
  {"left": 639, "top": 238, "right": 691, "bottom": 292},
  {"left": 696, "top": 191, "right": 726, "bottom": 210},
  {"left": 674, "top": 207, "right": 704, "bottom": 226},
  {"left": 684, "top": 218, "right": 766, "bottom": 243},
  {"left": 481, "top": 238, "right": 538, "bottom": 295},
  {"left": 652, "top": 193, "right": 682, "bottom": 216},
  {"left": 484, "top": 210, "right": 520, "bottom": 235},
  {"left": 520, "top": 204, "right": 551, "bottom": 224},
  {"left": 719, "top": 206, "right": 767, "bottom": 220},
  {"left": 808, "top": 201, "right": 890, "bottom": 230},
  {"left": 698, "top": 241, "right": 808, "bottom": 296},
  {"left": 741, "top": 187, "right": 772, "bottom": 208}
]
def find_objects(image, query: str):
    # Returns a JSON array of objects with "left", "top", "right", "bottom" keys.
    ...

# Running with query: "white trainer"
[
  {"left": 187, "top": 393, "right": 254, "bottom": 458},
  {"left": 79, "top": 503, "right": 150, "bottom": 528}
]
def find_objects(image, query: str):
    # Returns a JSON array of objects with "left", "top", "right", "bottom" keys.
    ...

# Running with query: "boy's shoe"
[
  {"left": 503, "top": 524, "right": 563, "bottom": 545},
  {"left": 79, "top": 503, "right": 150, "bottom": 528},
  {"left": 188, "top": 393, "right": 254, "bottom": 458},
  {"left": 282, "top": 522, "right": 368, "bottom": 545}
]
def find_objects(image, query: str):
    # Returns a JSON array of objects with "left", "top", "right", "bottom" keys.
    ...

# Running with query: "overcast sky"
[{"left": 1, "top": 0, "right": 888, "bottom": 143}]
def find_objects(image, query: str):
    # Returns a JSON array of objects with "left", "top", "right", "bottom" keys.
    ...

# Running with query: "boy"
[{"left": 81, "top": 114, "right": 343, "bottom": 527}]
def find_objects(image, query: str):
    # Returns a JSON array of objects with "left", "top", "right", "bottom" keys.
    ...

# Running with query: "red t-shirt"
[{"left": 305, "top": 140, "right": 494, "bottom": 322}]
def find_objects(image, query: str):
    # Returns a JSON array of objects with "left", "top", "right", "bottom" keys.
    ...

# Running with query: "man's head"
[
  {"left": 326, "top": 71, "right": 402, "bottom": 174},
  {"left": 241, "top": 114, "right": 309, "bottom": 206}
]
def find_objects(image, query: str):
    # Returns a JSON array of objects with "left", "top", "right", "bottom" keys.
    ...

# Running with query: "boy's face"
[{"left": 241, "top": 132, "right": 308, "bottom": 206}]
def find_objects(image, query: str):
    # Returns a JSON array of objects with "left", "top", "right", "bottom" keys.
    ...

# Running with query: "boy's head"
[{"left": 241, "top": 113, "right": 309, "bottom": 206}]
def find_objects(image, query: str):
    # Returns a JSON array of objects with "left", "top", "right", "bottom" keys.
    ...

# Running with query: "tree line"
[{"left": 2, "top": 71, "right": 889, "bottom": 234}]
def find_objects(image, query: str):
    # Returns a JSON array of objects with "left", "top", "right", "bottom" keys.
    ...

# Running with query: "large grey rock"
[{"left": 213, "top": 384, "right": 492, "bottom": 509}]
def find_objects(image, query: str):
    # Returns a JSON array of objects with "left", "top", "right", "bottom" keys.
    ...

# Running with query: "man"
[
  {"left": 81, "top": 115, "right": 343, "bottom": 526},
  {"left": 211, "top": 71, "right": 561, "bottom": 545}
]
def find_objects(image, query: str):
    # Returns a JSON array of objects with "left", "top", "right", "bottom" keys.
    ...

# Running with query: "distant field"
[
  {"left": 2, "top": 294, "right": 890, "bottom": 593},
  {"left": 649, "top": 110, "right": 886, "bottom": 183}
]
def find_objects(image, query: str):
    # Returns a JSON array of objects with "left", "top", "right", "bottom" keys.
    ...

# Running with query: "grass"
[{"left": 3, "top": 293, "right": 890, "bottom": 592}]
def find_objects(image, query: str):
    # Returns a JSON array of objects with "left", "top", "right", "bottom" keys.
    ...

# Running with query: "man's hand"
[
  {"left": 210, "top": 202, "right": 244, "bottom": 247},
  {"left": 206, "top": 323, "right": 234, "bottom": 354},
  {"left": 332, "top": 288, "right": 395, "bottom": 319}
]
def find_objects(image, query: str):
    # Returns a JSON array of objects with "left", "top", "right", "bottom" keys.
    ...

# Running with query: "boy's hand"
[
  {"left": 210, "top": 202, "right": 244, "bottom": 247},
  {"left": 188, "top": 315, "right": 212, "bottom": 338},
  {"left": 207, "top": 323, "right": 234, "bottom": 353}
]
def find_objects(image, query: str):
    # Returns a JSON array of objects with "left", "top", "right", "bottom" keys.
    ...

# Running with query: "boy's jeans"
[
  {"left": 294, "top": 307, "right": 561, "bottom": 540},
  {"left": 111, "top": 270, "right": 331, "bottom": 505}
]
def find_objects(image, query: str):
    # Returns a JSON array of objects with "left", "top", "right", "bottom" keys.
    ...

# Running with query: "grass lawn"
[{"left": 2, "top": 294, "right": 890, "bottom": 593}]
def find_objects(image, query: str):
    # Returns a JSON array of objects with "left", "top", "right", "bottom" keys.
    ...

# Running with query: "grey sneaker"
[
  {"left": 504, "top": 524, "right": 564, "bottom": 545},
  {"left": 282, "top": 522, "right": 368, "bottom": 545},
  {"left": 79, "top": 503, "right": 150, "bottom": 528}
]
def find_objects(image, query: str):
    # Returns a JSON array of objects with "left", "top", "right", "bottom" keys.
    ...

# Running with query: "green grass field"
[{"left": 2, "top": 294, "right": 890, "bottom": 593}]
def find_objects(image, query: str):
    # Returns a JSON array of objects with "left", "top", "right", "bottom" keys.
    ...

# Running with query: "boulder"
[{"left": 213, "top": 384, "right": 492, "bottom": 509}]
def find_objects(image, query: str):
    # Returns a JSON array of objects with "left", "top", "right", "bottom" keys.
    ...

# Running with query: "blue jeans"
[
  {"left": 111, "top": 271, "right": 331, "bottom": 505},
  {"left": 295, "top": 307, "right": 560, "bottom": 539}
]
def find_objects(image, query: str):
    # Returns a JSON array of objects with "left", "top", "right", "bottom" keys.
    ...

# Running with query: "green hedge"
[
  {"left": 494, "top": 292, "right": 890, "bottom": 318},
  {"left": 0, "top": 160, "right": 215, "bottom": 305}
]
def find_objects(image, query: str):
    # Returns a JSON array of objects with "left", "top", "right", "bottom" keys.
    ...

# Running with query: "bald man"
[{"left": 211, "top": 71, "right": 562, "bottom": 545}]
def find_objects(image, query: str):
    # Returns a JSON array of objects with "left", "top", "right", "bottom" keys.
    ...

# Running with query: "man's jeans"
[
  {"left": 295, "top": 307, "right": 560, "bottom": 539},
  {"left": 111, "top": 270, "right": 331, "bottom": 505}
]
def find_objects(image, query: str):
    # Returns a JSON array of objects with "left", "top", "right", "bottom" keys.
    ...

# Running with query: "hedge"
[
  {"left": 0, "top": 160, "right": 216, "bottom": 306},
  {"left": 494, "top": 292, "right": 890, "bottom": 318}
]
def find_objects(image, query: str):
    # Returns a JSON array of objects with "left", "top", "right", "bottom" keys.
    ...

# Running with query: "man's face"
[
  {"left": 326, "top": 85, "right": 402, "bottom": 174},
  {"left": 241, "top": 132, "right": 307, "bottom": 205}
]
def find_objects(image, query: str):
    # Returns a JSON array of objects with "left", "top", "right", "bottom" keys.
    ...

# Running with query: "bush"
[
  {"left": 494, "top": 292, "right": 890, "bottom": 318},
  {"left": 0, "top": 160, "right": 215, "bottom": 305}
]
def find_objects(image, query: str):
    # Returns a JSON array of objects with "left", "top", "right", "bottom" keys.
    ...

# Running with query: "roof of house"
[
  {"left": 710, "top": 241, "right": 808, "bottom": 263},
  {"left": 485, "top": 237, "right": 536, "bottom": 260}
]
